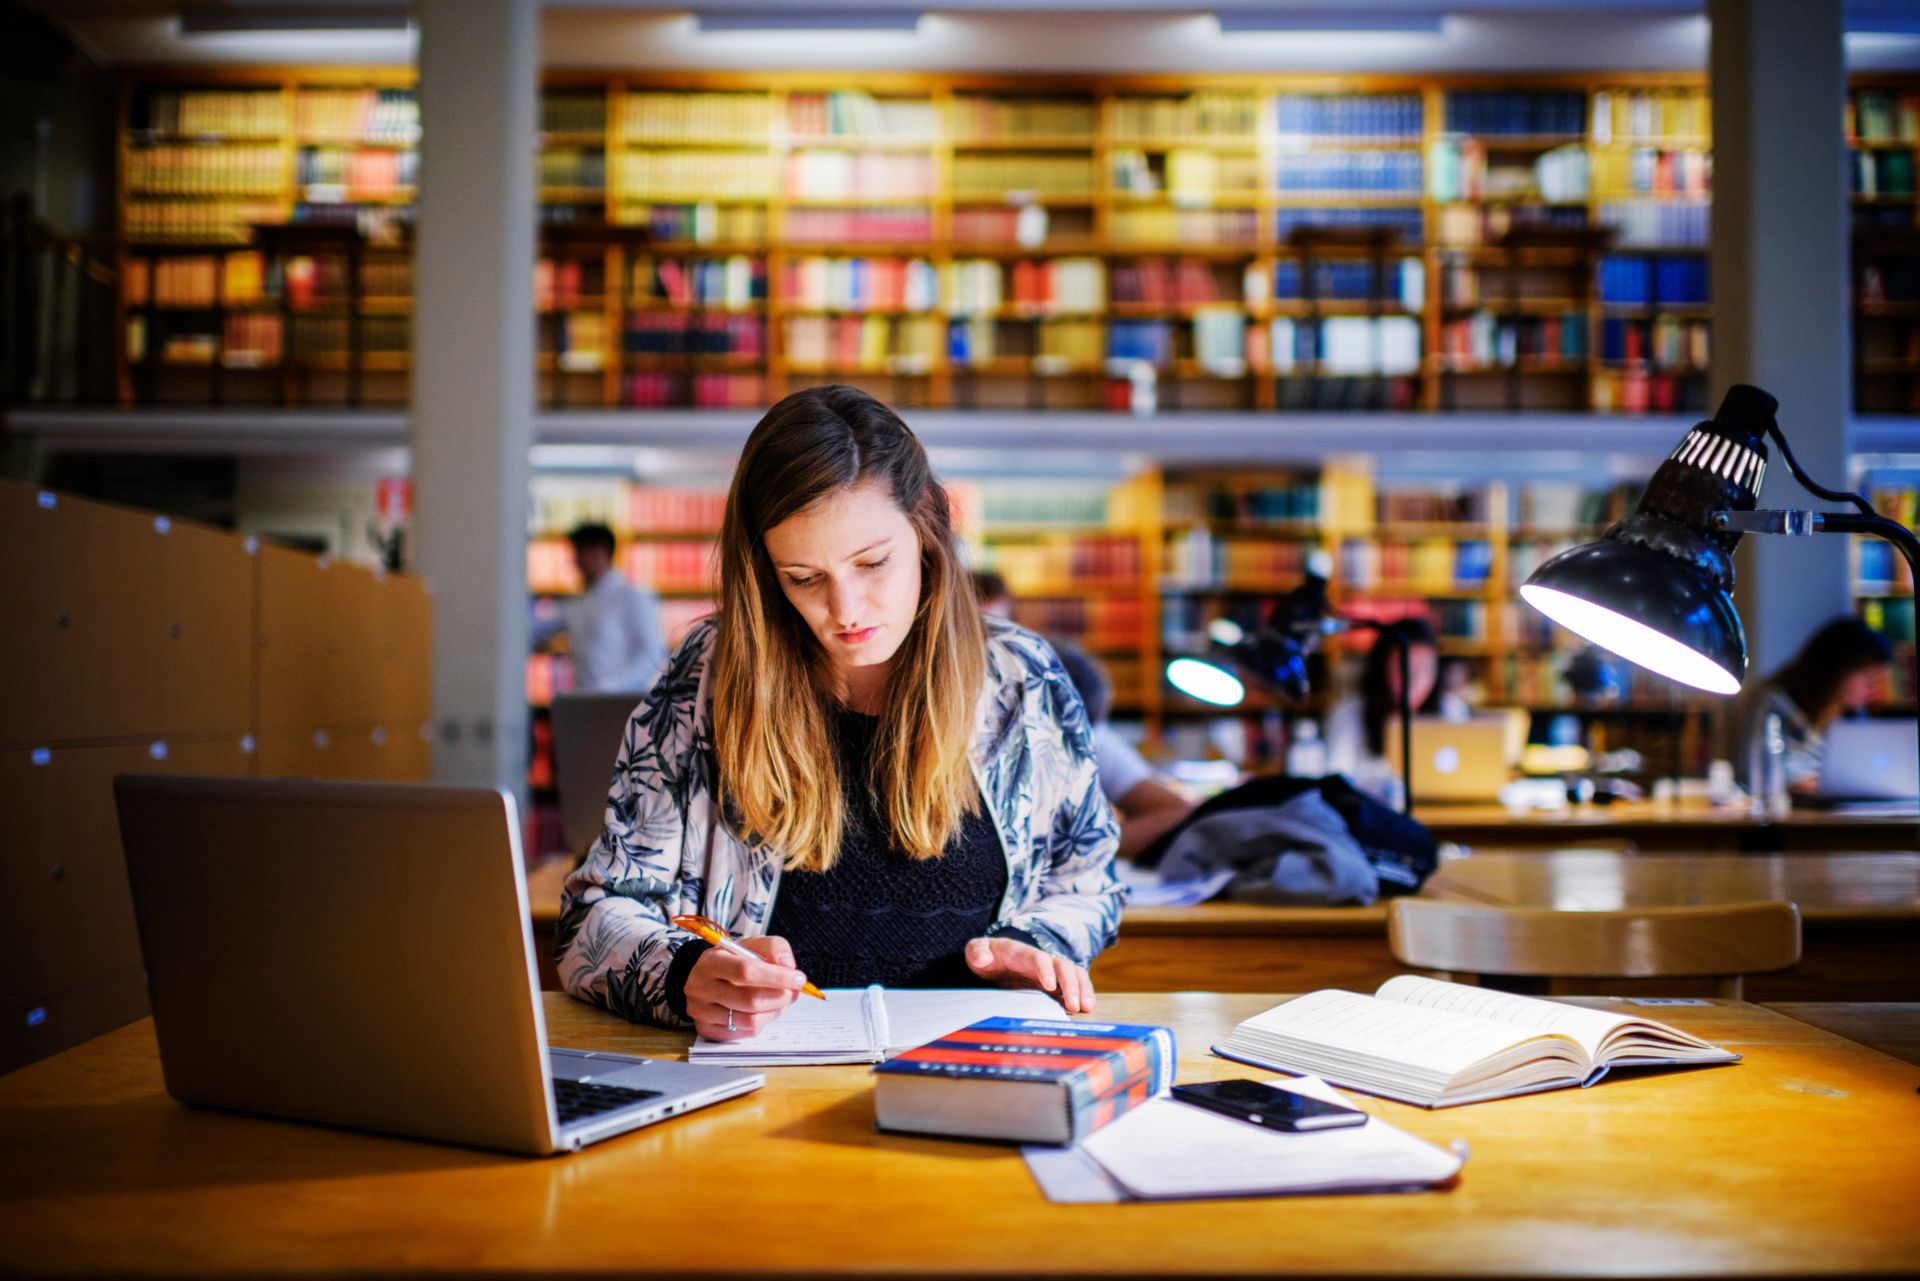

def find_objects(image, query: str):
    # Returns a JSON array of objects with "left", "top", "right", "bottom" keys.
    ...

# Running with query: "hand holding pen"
[{"left": 673, "top": 914, "right": 824, "bottom": 1042}]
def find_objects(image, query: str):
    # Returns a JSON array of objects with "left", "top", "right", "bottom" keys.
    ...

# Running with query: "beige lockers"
[{"left": 1, "top": 479, "right": 433, "bottom": 1075}]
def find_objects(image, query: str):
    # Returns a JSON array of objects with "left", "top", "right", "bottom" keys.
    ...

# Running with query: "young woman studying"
[
  {"left": 1737, "top": 616, "right": 1894, "bottom": 794},
  {"left": 555, "top": 386, "right": 1125, "bottom": 1041}
]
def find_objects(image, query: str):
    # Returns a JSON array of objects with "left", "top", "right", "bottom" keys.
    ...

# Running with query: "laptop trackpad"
[{"left": 548, "top": 1047, "right": 664, "bottom": 1086}]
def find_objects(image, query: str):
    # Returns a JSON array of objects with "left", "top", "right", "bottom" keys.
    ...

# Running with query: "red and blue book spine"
[{"left": 875, "top": 1017, "right": 1176, "bottom": 1142}]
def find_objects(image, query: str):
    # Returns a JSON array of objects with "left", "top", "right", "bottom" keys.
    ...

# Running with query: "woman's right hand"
[{"left": 684, "top": 935, "right": 808, "bottom": 1040}]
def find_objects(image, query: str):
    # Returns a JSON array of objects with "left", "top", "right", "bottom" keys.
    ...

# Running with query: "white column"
[
  {"left": 1710, "top": 0, "right": 1853, "bottom": 681},
  {"left": 412, "top": 0, "right": 537, "bottom": 789}
]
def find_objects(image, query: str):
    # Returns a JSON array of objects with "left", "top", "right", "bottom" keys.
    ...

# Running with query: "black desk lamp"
[
  {"left": 1164, "top": 569, "right": 1420, "bottom": 814},
  {"left": 1520, "top": 383, "right": 1920, "bottom": 778}
]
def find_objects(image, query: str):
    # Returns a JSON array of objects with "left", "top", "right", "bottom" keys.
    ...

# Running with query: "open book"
[
  {"left": 688, "top": 986, "right": 1070, "bottom": 1067},
  {"left": 1213, "top": 975, "right": 1739, "bottom": 1108}
]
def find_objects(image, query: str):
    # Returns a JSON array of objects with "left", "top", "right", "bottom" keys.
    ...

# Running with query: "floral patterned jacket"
[{"left": 555, "top": 614, "right": 1127, "bottom": 1028}]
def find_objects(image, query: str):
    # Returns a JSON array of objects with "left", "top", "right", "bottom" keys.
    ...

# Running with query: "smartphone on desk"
[{"left": 1170, "top": 1079, "right": 1368, "bottom": 1132}]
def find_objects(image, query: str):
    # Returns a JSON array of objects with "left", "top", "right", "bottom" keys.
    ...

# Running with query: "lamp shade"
[{"left": 1520, "top": 384, "right": 1778, "bottom": 697}]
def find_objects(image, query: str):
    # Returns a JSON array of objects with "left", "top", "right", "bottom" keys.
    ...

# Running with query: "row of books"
[
  {"left": 528, "top": 478, "right": 626, "bottom": 534},
  {"left": 949, "top": 205, "right": 1097, "bottom": 245},
  {"left": 617, "top": 202, "right": 766, "bottom": 243},
  {"left": 1599, "top": 316, "right": 1711, "bottom": 369},
  {"left": 526, "top": 654, "right": 574, "bottom": 708},
  {"left": 1854, "top": 149, "right": 1918, "bottom": 198},
  {"left": 1271, "top": 258, "right": 1424, "bottom": 307},
  {"left": 622, "top": 372, "right": 766, "bottom": 409},
  {"left": 633, "top": 255, "right": 765, "bottom": 309},
  {"left": 1110, "top": 149, "right": 1263, "bottom": 198},
  {"left": 1513, "top": 482, "right": 1637, "bottom": 530},
  {"left": 1855, "top": 537, "right": 1915, "bottom": 593},
  {"left": 1110, "top": 257, "right": 1230, "bottom": 305},
  {"left": 1591, "top": 90, "right": 1709, "bottom": 144},
  {"left": 1110, "top": 93, "right": 1261, "bottom": 141},
  {"left": 1440, "top": 312, "right": 1590, "bottom": 365},
  {"left": 1427, "top": 599, "right": 1490, "bottom": 641},
  {"left": 1163, "top": 478, "right": 1321, "bottom": 525},
  {"left": 138, "top": 89, "right": 282, "bottom": 138},
  {"left": 783, "top": 315, "right": 942, "bottom": 371},
  {"left": 541, "top": 149, "right": 606, "bottom": 191},
  {"left": 1589, "top": 367, "right": 1708, "bottom": 414},
  {"left": 1110, "top": 207, "right": 1259, "bottom": 246},
  {"left": 534, "top": 259, "right": 600, "bottom": 311},
  {"left": 293, "top": 89, "right": 419, "bottom": 143},
  {"left": 122, "top": 253, "right": 265, "bottom": 307},
  {"left": 621, "top": 91, "right": 774, "bottom": 142},
  {"left": 1274, "top": 150, "right": 1424, "bottom": 194},
  {"left": 125, "top": 199, "right": 283, "bottom": 244},
  {"left": 1428, "top": 141, "right": 1589, "bottom": 203},
  {"left": 979, "top": 537, "right": 1143, "bottom": 591},
  {"left": 782, "top": 257, "right": 939, "bottom": 312},
  {"left": 1432, "top": 201, "right": 1585, "bottom": 248},
  {"left": 1861, "top": 597, "right": 1917, "bottom": 647},
  {"left": 784, "top": 151, "right": 936, "bottom": 199},
  {"left": 978, "top": 484, "right": 1112, "bottom": 526},
  {"left": 1269, "top": 316, "right": 1424, "bottom": 377},
  {"left": 1599, "top": 254, "right": 1710, "bottom": 305},
  {"left": 784, "top": 206, "right": 933, "bottom": 242},
  {"left": 1442, "top": 91, "right": 1586, "bottom": 137},
  {"left": 1338, "top": 538, "right": 1495, "bottom": 591},
  {"left": 618, "top": 151, "right": 776, "bottom": 199},
  {"left": 944, "top": 257, "right": 1107, "bottom": 314},
  {"left": 952, "top": 153, "right": 1097, "bottom": 199},
  {"left": 1375, "top": 486, "right": 1496, "bottom": 524},
  {"left": 620, "top": 541, "right": 721, "bottom": 593},
  {"left": 946, "top": 317, "right": 1104, "bottom": 368},
  {"left": 1275, "top": 93, "right": 1423, "bottom": 139},
  {"left": 623, "top": 314, "right": 765, "bottom": 356},
  {"left": 952, "top": 96, "right": 1097, "bottom": 142},
  {"left": 289, "top": 201, "right": 411, "bottom": 244},
  {"left": 1593, "top": 147, "right": 1711, "bottom": 197},
  {"left": 1006, "top": 598, "right": 1147, "bottom": 651},
  {"left": 628, "top": 487, "right": 729, "bottom": 534},
  {"left": 290, "top": 255, "right": 409, "bottom": 303},
  {"left": 294, "top": 147, "right": 416, "bottom": 195},
  {"left": 786, "top": 92, "right": 937, "bottom": 142},
  {"left": 544, "top": 315, "right": 608, "bottom": 370},
  {"left": 126, "top": 146, "right": 283, "bottom": 196},
  {"left": 542, "top": 92, "right": 607, "bottom": 136},
  {"left": 1599, "top": 198, "right": 1710, "bottom": 246},
  {"left": 1850, "top": 90, "right": 1920, "bottom": 143},
  {"left": 1162, "top": 530, "right": 1313, "bottom": 588}
]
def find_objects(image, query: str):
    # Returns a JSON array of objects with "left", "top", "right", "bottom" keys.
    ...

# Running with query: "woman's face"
[
  {"left": 1838, "top": 664, "right": 1887, "bottom": 714},
  {"left": 1385, "top": 641, "right": 1441, "bottom": 709},
  {"left": 763, "top": 480, "right": 924, "bottom": 699}
]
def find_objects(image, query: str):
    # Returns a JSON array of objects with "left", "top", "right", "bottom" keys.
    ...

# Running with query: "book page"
[
  {"left": 688, "top": 986, "right": 880, "bottom": 1061},
  {"left": 1241, "top": 989, "right": 1565, "bottom": 1077},
  {"left": 1375, "top": 975, "right": 1634, "bottom": 1060},
  {"left": 1078, "top": 1077, "right": 1463, "bottom": 1200},
  {"left": 879, "top": 988, "right": 1071, "bottom": 1055}
]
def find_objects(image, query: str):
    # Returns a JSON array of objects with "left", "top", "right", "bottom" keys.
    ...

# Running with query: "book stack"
[{"left": 875, "top": 1016, "right": 1176, "bottom": 1146}]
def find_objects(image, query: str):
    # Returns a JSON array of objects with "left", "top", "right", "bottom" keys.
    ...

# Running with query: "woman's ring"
[{"left": 726, "top": 1007, "right": 734, "bottom": 1033}]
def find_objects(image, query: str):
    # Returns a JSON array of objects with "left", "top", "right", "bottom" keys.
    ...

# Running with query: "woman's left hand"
[{"left": 963, "top": 937, "right": 1097, "bottom": 1013}]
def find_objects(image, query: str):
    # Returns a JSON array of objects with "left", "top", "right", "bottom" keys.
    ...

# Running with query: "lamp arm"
[
  {"left": 1397, "top": 637, "right": 1413, "bottom": 817},
  {"left": 1763, "top": 421, "right": 1875, "bottom": 516}
]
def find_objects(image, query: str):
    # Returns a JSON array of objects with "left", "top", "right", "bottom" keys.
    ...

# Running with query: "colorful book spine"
[{"left": 875, "top": 1017, "right": 1176, "bottom": 1143}]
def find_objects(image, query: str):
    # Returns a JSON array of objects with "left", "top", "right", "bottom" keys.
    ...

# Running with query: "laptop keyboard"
[{"left": 553, "top": 1078, "right": 663, "bottom": 1127}]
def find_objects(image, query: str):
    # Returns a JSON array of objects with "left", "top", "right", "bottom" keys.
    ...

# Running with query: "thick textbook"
[
  {"left": 1213, "top": 975, "right": 1738, "bottom": 1108},
  {"left": 687, "top": 986, "right": 1067, "bottom": 1068},
  {"left": 874, "top": 1016, "right": 1175, "bottom": 1145}
]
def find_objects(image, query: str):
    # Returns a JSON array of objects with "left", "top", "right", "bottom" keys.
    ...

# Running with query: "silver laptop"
[
  {"left": 1383, "top": 711, "right": 1527, "bottom": 804},
  {"left": 551, "top": 691, "right": 642, "bottom": 854},
  {"left": 114, "top": 775, "right": 762, "bottom": 1156},
  {"left": 1813, "top": 718, "right": 1919, "bottom": 805}
]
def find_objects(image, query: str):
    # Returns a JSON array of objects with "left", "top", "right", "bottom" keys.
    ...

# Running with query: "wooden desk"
[
  {"left": 1, "top": 995, "right": 1914, "bottom": 1279},
  {"left": 1420, "top": 802, "right": 1920, "bottom": 853},
  {"left": 1096, "top": 852, "right": 1920, "bottom": 1001},
  {"left": 1763, "top": 1003, "right": 1920, "bottom": 1068}
]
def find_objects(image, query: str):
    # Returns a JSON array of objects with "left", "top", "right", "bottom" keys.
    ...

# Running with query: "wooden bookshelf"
[{"left": 111, "top": 68, "right": 1911, "bottom": 415}]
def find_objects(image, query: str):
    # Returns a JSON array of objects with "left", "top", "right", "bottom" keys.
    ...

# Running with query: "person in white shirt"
[
  {"left": 1050, "top": 636, "right": 1195, "bottom": 863},
  {"left": 534, "top": 523, "right": 668, "bottom": 694}
]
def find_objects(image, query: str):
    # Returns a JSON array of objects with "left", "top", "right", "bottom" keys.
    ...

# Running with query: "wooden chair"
[{"left": 1386, "top": 899, "right": 1802, "bottom": 999}]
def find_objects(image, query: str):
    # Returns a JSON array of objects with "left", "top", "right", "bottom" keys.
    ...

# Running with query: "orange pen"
[{"left": 671, "top": 913, "right": 826, "bottom": 1000}]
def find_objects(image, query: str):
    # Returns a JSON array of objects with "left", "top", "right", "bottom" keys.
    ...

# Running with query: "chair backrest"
[{"left": 1386, "top": 899, "right": 1802, "bottom": 999}]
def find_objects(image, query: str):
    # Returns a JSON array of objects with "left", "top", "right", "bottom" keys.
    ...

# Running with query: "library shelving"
[
  {"left": 1850, "top": 78, "right": 1920, "bottom": 416},
  {"left": 110, "top": 68, "right": 1920, "bottom": 415}
]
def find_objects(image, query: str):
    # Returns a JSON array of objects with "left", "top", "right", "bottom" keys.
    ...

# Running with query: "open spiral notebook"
[{"left": 688, "top": 986, "right": 1071, "bottom": 1067}]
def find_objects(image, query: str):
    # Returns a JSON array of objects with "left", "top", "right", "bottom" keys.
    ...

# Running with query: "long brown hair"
[
  {"left": 1772, "top": 616, "right": 1892, "bottom": 727},
  {"left": 710, "top": 386, "right": 987, "bottom": 871}
]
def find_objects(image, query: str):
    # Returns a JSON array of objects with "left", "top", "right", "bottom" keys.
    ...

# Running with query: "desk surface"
[
  {"left": 1418, "top": 801, "right": 1920, "bottom": 830},
  {"left": 3, "top": 994, "right": 1916, "bottom": 1279},
  {"left": 1763, "top": 1003, "right": 1920, "bottom": 1068}
]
